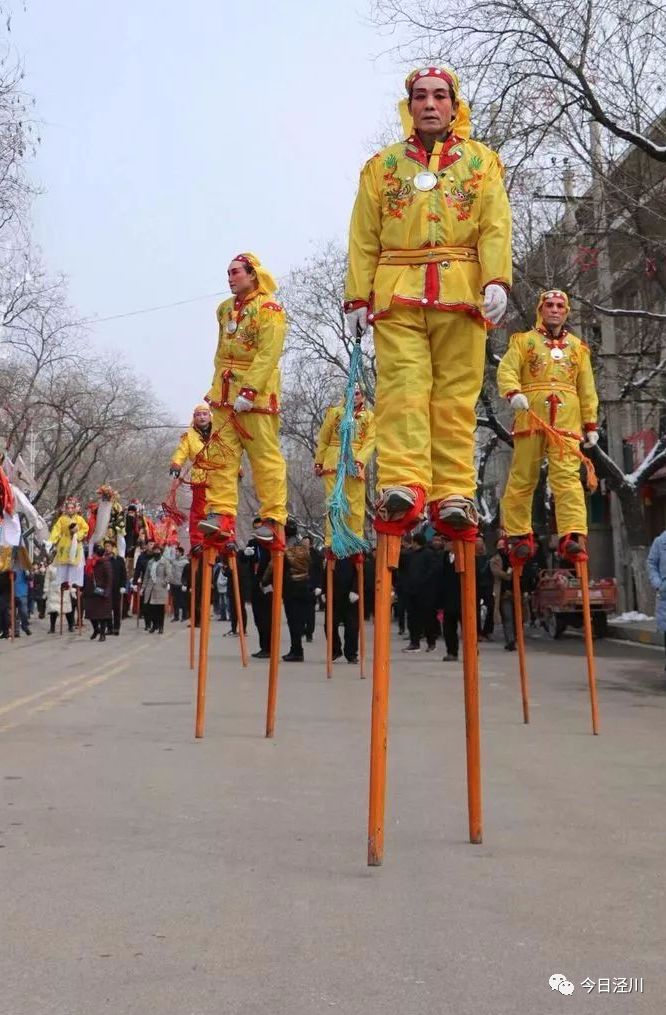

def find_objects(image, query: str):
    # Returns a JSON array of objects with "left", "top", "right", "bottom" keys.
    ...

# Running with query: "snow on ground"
[{"left": 610, "top": 611, "right": 654, "bottom": 624}]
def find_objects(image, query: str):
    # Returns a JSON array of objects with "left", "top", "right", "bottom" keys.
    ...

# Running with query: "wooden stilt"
[
  {"left": 265, "top": 526, "right": 285, "bottom": 738},
  {"left": 456, "top": 539, "right": 482, "bottom": 845},
  {"left": 194, "top": 547, "right": 213, "bottom": 738},
  {"left": 357, "top": 559, "right": 366, "bottom": 679},
  {"left": 512, "top": 565, "right": 529, "bottom": 724},
  {"left": 189, "top": 555, "right": 199, "bottom": 671},
  {"left": 59, "top": 585, "right": 64, "bottom": 636},
  {"left": 326, "top": 557, "right": 335, "bottom": 678},
  {"left": 368, "top": 532, "right": 400, "bottom": 866},
  {"left": 228, "top": 552, "right": 249, "bottom": 667},
  {"left": 576, "top": 559, "right": 600, "bottom": 735},
  {"left": 9, "top": 570, "right": 15, "bottom": 642}
]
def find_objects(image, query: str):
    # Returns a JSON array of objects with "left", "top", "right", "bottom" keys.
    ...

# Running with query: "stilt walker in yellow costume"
[
  {"left": 345, "top": 66, "right": 512, "bottom": 862},
  {"left": 168, "top": 403, "right": 215, "bottom": 549},
  {"left": 315, "top": 386, "right": 375, "bottom": 548},
  {"left": 196, "top": 252, "right": 288, "bottom": 742},
  {"left": 199, "top": 252, "right": 288, "bottom": 547},
  {"left": 498, "top": 289, "right": 599, "bottom": 563}
]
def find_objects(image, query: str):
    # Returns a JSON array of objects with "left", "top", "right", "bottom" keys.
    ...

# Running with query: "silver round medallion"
[
  {"left": 226, "top": 320, "right": 238, "bottom": 334},
  {"left": 550, "top": 347, "right": 564, "bottom": 361},
  {"left": 413, "top": 170, "right": 438, "bottom": 192}
]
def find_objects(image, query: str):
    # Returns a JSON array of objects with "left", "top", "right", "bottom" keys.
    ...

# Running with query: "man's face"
[
  {"left": 193, "top": 408, "right": 211, "bottom": 428},
  {"left": 541, "top": 294, "right": 568, "bottom": 330},
  {"left": 409, "top": 77, "right": 457, "bottom": 137},
  {"left": 431, "top": 535, "right": 443, "bottom": 550},
  {"left": 146, "top": 541, "right": 155, "bottom": 553},
  {"left": 104, "top": 543, "right": 113, "bottom": 556},
  {"left": 353, "top": 387, "right": 363, "bottom": 410},
  {"left": 227, "top": 260, "right": 257, "bottom": 299}
]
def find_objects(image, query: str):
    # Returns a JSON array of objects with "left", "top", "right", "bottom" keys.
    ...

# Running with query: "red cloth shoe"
[
  {"left": 507, "top": 534, "right": 535, "bottom": 567},
  {"left": 559, "top": 532, "right": 588, "bottom": 563},
  {"left": 198, "top": 513, "right": 236, "bottom": 543},
  {"left": 253, "top": 518, "right": 285, "bottom": 552},
  {"left": 374, "top": 485, "right": 426, "bottom": 536},
  {"left": 429, "top": 497, "right": 478, "bottom": 540}
]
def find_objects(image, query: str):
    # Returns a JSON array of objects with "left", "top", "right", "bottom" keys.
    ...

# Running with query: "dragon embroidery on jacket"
[
  {"left": 382, "top": 154, "right": 414, "bottom": 219},
  {"left": 525, "top": 337, "right": 546, "bottom": 377},
  {"left": 445, "top": 154, "right": 484, "bottom": 221}
]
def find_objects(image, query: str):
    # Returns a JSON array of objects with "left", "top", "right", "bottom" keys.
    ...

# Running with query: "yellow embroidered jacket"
[
  {"left": 497, "top": 328, "right": 599, "bottom": 438},
  {"left": 315, "top": 406, "right": 376, "bottom": 475},
  {"left": 345, "top": 132, "right": 512, "bottom": 319},
  {"left": 49, "top": 513, "right": 89, "bottom": 565},
  {"left": 205, "top": 291, "right": 287, "bottom": 413},
  {"left": 170, "top": 426, "right": 211, "bottom": 485}
]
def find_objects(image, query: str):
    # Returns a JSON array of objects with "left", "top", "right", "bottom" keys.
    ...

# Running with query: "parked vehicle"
[{"left": 531, "top": 569, "right": 617, "bottom": 639}]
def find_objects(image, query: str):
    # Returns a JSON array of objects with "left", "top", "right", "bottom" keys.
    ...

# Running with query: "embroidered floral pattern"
[
  {"left": 382, "top": 154, "right": 414, "bottom": 219},
  {"left": 237, "top": 306, "right": 260, "bottom": 351},
  {"left": 526, "top": 338, "right": 546, "bottom": 377},
  {"left": 445, "top": 154, "right": 484, "bottom": 221}
]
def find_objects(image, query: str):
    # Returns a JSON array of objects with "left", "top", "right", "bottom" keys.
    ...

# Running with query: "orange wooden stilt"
[
  {"left": 368, "top": 532, "right": 400, "bottom": 866},
  {"left": 326, "top": 557, "right": 335, "bottom": 678},
  {"left": 194, "top": 548, "right": 213, "bottom": 739},
  {"left": 59, "top": 585, "right": 64, "bottom": 636},
  {"left": 512, "top": 564, "right": 529, "bottom": 724},
  {"left": 228, "top": 552, "right": 249, "bottom": 667},
  {"left": 265, "top": 527, "right": 285, "bottom": 738},
  {"left": 576, "top": 558, "right": 600, "bottom": 735},
  {"left": 455, "top": 539, "right": 483, "bottom": 845},
  {"left": 9, "top": 570, "right": 15, "bottom": 641},
  {"left": 357, "top": 559, "right": 366, "bottom": 679},
  {"left": 189, "top": 555, "right": 199, "bottom": 671}
]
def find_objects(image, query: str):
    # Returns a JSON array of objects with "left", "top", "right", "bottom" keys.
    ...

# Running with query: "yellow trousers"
[
  {"left": 502, "top": 433, "right": 588, "bottom": 536},
  {"left": 207, "top": 409, "right": 287, "bottom": 523},
  {"left": 323, "top": 473, "right": 366, "bottom": 546},
  {"left": 372, "top": 305, "right": 486, "bottom": 500}
]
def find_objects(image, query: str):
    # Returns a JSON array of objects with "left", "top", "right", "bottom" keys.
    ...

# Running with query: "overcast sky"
[{"left": 12, "top": 1, "right": 400, "bottom": 421}]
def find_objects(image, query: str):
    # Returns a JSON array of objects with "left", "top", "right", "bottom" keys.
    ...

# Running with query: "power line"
[{"left": 81, "top": 289, "right": 229, "bottom": 325}]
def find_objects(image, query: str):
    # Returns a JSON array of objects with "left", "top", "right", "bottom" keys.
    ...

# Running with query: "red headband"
[
  {"left": 231, "top": 255, "right": 253, "bottom": 269},
  {"left": 407, "top": 67, "right": 455, "bottom": 97}
]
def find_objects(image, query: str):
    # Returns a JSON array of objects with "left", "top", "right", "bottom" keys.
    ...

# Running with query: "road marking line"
[{"left": 0, "top": 635, "right": 169, "bottom": 718}]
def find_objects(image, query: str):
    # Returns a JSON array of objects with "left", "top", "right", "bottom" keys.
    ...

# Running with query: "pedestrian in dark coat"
[{"left": 83, "top": 544, "right": 112, "bottom": 641}]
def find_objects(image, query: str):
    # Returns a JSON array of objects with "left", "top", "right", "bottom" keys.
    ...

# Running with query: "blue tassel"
[{"left": 327, "top": 341, "right": 370, "bottom": 558}]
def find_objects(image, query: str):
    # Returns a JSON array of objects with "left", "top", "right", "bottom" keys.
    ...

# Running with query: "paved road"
[{"left": 2, "top": 614, "right": 664, "bottom": 1014}]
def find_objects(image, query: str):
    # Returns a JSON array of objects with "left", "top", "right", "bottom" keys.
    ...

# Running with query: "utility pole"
[{"left": 589, "top": 120, "right": 628, "bottom": 610}]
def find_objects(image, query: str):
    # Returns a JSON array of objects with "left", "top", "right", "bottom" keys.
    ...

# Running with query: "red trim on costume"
[
  {"left": 238, "top": 387, "right": 257, "bottom": 402},
  {"left": 261, "top": 301, "right": 283, "bottom": 313},
  {"left": 545, "top": 393, "right": 563, "bottom": 428},
  {"left": 505, "top": 390, "right": 520, "bottom": 401},
  {"left": 513, "top": 427, "right": 583, "bottom": 441},
  {"left": 559, "top": 533, "right": 588, "bottom": 564},
  {"left": 404, "top": 131, "right": 463, "bottom": 171},
  {"left": 583, "top": 422, "right": 598, "bottom": 433},
  {"left": 484, "top": 278, "right": 511, "bottom": 294},
  {"left": 425, "top": 261, "right": 440, "bottom": 303},
  {"left": 344, "top": 299, "right": 369, "bottom": 313},
  {"left": 434, "top": 519, "right": 478, "bottom": 542}
]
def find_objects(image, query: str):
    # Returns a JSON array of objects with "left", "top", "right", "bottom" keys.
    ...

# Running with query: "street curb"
[{"left": 607, "top": 623, "right": 661, "bottom": 647}]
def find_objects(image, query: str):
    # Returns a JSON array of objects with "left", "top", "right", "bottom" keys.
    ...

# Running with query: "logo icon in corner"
[{"left": 549, "top": 973, "right": 575, "bottom": 995}]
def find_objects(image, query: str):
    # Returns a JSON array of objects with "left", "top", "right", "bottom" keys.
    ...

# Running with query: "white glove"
[
  {"left": 263, "top": 584, "right": 273, "bottom": 594},
  {"left": 244, "top": 546, "right": 254, "bottom": 557},
  {"left": 510, "top": 393, "right": 529, "bottom": 412},
  {"left": 583, "top": 431, "right": 599, "bottom": 448},
  {"left": 233, "top": 395, "right": 253, "bottom": 413},
  {"left": 345, "top": 306, "right": 368, "bottom": 338},
  {"left": 314, "top": 587, "right": 322, "bottom": 597},
  {"left": 349, "top": 591, "right": 360, "bottom": 604},
  {"left": 482, "top": 284, "right": 507, "bottom": 324},
  {"left": 181, "top": 585, "right": 187, "bottom": 592}
]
